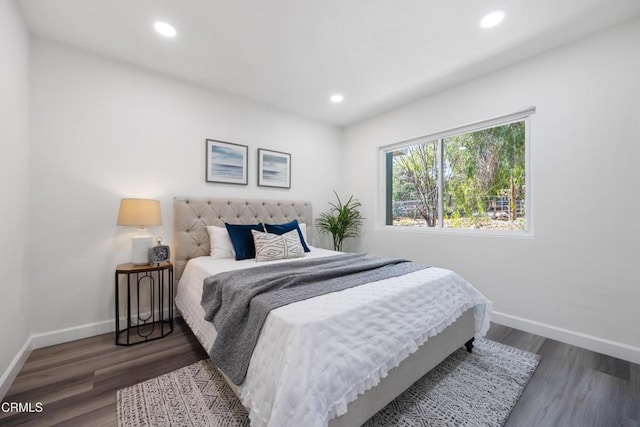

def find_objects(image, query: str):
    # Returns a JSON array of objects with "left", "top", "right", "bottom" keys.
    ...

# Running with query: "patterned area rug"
[{"left": 117, "top": 339, "right": 539, "bottom": 427}]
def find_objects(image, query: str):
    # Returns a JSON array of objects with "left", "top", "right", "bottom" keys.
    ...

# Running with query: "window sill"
[{"left": 375, "top": 224, "right": 534, "bottom": 239}]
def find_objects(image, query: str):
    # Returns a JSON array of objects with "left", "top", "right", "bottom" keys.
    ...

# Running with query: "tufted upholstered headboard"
[{"left": 173, "top": 197, "right": 313, "bottom": 281}]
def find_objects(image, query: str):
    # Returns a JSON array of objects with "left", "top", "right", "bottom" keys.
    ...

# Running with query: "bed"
[{"left": 173, "top": 197, "right": 491, "bottom": 427}]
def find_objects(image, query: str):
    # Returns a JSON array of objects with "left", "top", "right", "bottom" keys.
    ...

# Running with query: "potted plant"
[{"left": 316, "top": 191, "right": 364, "bottom": 251}]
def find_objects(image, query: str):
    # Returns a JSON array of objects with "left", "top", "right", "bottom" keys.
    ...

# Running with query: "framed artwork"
[
  {"left": 258, "top": 149, "right": 291, "bottom": 188},
  {"left": 206, "top": 139, "right": 248, "bottom": 185}
]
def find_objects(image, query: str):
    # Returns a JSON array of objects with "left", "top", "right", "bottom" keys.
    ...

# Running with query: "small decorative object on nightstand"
[
  {"left": 149, "top": 237, "right": 170, "bottom": 264},
  {"left": 114, "top": 262, "right": 173, "bottom": 345}
]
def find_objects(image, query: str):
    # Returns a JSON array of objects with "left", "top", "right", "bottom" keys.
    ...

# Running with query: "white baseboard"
[
  {"left": 0, "top": 337, "right": 33, "bottom": 401},
  {"left": 30, "top": 319, "right": 115, "bottom": 350},
  {"left": 30, "top": 307, "right": 177, "bottom": 350},
  {"left": 492, "top": 311, "right": 640, "bottom": 365}
]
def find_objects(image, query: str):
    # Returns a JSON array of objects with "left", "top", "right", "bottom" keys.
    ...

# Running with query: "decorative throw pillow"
[
  {"left": 298, "top": 222, "right": 308, "bottom": 243},
  {"left": 264, "top": 219, "right": 311, "bottom": 252},
  {"left": 225, "top": 223, "right": 265, "bottom": 260},
  {"left": 252, "top": 229, "right": 305, "bottom": 262},
  {"left": 206, "top": 225, "right": 236, "bottom": 259}
]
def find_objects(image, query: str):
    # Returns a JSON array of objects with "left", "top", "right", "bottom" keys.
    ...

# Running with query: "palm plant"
[{"left": 316, "top": 191, "right": 364, "bottom": 251}]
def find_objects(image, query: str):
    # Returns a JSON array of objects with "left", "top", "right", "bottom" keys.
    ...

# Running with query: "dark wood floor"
[
  {"left": 0, "top": 319, "right": 208, "bottom": 427},
  {"left": 1, "top": 319, "right": 638, "bottom": 426}
]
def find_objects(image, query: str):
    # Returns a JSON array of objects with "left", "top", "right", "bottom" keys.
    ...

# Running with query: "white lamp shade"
[{"left": 117, "top": 198, "right": 162, "bottom": 227}]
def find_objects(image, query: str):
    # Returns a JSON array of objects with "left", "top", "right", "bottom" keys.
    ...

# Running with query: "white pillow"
[
  {"left": 206, "top": 225, "right": 236, "bottom": 259},
  {"left": 298, "top": 222, "right": 308, "bottom": 244},
  {"left": 252, "top": 229, "right": 304, "bottom": 262}
]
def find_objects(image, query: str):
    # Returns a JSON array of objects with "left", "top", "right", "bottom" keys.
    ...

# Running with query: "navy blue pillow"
[
  {"left": 225, "top": 223, "right": 265, "bottom": 260},
  {"left": 264, "top": 219, "right": 310, "bottom": 252}
]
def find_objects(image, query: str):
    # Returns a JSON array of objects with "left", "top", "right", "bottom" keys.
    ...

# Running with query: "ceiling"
[{"left": 16, "top": 0, "right": 640, "bottom": 126}]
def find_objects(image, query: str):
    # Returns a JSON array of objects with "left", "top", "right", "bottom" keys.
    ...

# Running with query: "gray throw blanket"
[{"left": 201, "top": 253, "right": 428, "bottom": 385}]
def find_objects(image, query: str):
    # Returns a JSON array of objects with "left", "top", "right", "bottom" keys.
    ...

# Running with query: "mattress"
[{"left": 176, "top": 247, "right": 491, "bottom": 427}]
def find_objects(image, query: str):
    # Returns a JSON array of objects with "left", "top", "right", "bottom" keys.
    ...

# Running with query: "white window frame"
[{"left": 378, "top": 108, "right": 535, "bottom": 237}]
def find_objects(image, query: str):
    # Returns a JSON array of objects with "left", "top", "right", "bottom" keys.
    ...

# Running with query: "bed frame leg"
[{"left": 464, "top": 338, "right": 475, "bottom": 353}]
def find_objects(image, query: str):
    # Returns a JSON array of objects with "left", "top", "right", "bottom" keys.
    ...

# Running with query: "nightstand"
[{"left": 114, "top": 262, "right": 174, "bottom": 345}]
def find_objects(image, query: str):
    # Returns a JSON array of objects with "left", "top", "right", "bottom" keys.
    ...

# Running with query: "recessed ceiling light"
[
  {"left": 330, "top": 94, "right": 344, "bottom": 103},
  {"left": 480, "top": 10, "right": 505, "bottom": 29},
  {"left": 154, "top": 21, "right": 177, "bottom": 38}
]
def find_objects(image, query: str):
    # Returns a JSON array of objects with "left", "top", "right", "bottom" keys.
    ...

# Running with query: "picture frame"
[
  {"left": 257, "top": 149, "right": 291, "bottom": 189},
  {"left": 205, "top": 139, "right": 248, "bottom": 185}
]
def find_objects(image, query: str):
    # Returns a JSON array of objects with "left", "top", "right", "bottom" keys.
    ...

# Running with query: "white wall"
[
  {"left": 0, "top": 0, "right": 30, "bottom": 395},
  {"left": 28, "top": 37, "right": 342, "bottom": 336},
  {"left": 343, "top": 18, "right": 640, "bottom": 358}
]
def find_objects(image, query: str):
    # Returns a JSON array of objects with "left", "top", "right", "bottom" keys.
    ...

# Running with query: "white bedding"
[{"left": 176, "top": 247, "right": 492, "bottom": 427}]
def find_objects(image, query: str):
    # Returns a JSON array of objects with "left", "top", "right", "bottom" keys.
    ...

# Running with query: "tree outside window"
[{"left": 387, "top": 119, "right": 527, "bottom": 231}]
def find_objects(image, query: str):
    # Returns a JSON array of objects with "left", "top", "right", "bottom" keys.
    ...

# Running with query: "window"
[{"left": 384, "top": 111, "right": 530, "bottom": 232}]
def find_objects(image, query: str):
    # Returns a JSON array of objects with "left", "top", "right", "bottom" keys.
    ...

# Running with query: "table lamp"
[{"left": 117, "top": 198, "right": 162, "bottom": 265}]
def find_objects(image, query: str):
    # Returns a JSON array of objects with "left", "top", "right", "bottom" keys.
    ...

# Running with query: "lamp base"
[{"left": 132, "top": 235, "right": 153, "bottom": 265}]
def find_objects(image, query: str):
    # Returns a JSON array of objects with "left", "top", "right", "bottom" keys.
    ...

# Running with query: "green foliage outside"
[
  {"left": 392, "top": 121, "right": 526, "bottom": 230},
  {"left": 392, "top": 142, "right": 438, "bottom": 226}
]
